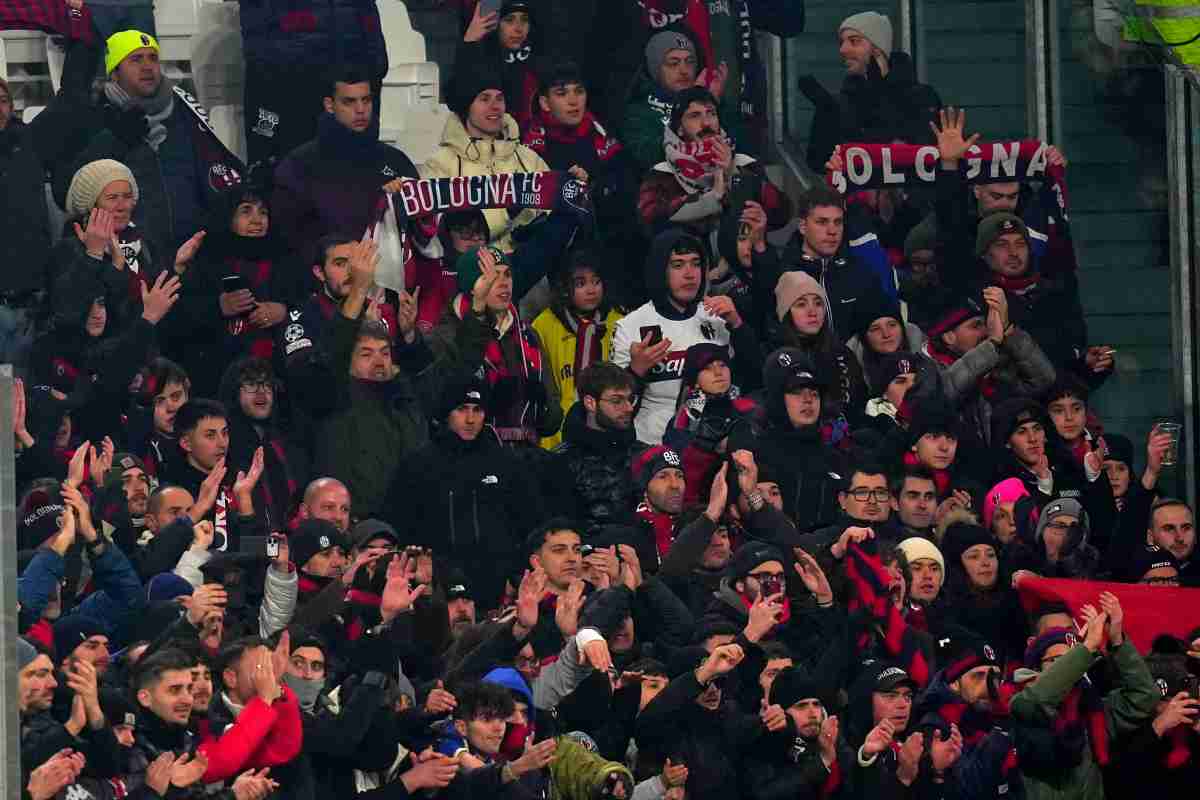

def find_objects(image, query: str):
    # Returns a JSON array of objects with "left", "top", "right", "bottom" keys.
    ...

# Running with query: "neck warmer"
[
  {"left": 635, "top": 501, "right": 673, "bottom": 566},
  {"left": 317, "top": 112, "right": 380, "bottom": 161},
  {"left": 844, "top": 542, "right": 931, "bottom": 688},
  {"left": 526, "top": 108, "right": 624, "bottom": 163},
  {"left": 282, "top": 673, "right": 324, "bottom": 712},
  {"left": 104, "top": 78, "right": 174, "bottom": 150},
  {"left": 991, "top": 271, "right": 1040, "bottom": 295},
  {"left": 500, "top": 722, "right": 533, "bottom": 762},
  {"left": 663, "top": 126, "right": 734, "bottom": 194}
]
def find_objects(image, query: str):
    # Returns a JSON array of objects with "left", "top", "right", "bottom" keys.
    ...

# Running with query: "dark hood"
[
  {"left": 200, "top": 185, "right": 284, "bottom": 263},
  {"left": 643, "top": 228, "right": 708, "bottom": 320}
]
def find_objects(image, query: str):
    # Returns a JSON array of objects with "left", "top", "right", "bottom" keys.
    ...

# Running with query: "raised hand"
[
  {"left": 141, "top": 272, "right": 183, "bottom": 325},
  {"left": 60, "top": 483, "right": 96, "bottom": 543},
  {"left": 186, "top": 583, "right": 228, "bottom": 626},
  {"left": 75, "top": 208, "right": 115, "bottom": 260},
  {"left": 516, "top": 567, "right": 546, "bottom": 632},
  {"left": 1084, "top": 345, "right": 1115, "bottom": 374},
  {"left": 170, "top": 751, "right": 210, "bottom": 787},
  {"left": 701, "top": 295, "right": 742, "bottom": 328},
  {"left": 698, "top": 643, "right": 744, "bottom": 682},
  {"left": 12, "top": 378, "right": 32, "bottom": 446},
  {"left": 233, "top": 447, "right": 266, "bottom": 499},
  {"left": 832, "top": 526, "right": 874, "bottom": 560},
  {"left": 759, "top": 699, "right": 787, "bottom": 732},
  {"left": 425, "top": 679, "right": 458, "bottom": 716},
  {"left": 251, "top": 650, "right": 281, "bottom": 704},
  {"left": 1098, "top": 591, "right": 1125, "bottom": 646},
  {"left": 896, "top": 732, "right": 924, "bottom": 785},
  {"left": 463, "top": 2, "right": 498, "bottom": 41},
  {"left": 661, "top": 758, "right": 688, "bottom": 788},
  {"left": 27, "top": 750, "right": 86, "bottom": 800},
  {"left": 174, "top": 230, "right": 206, "bottom": 272},
  {"left": 396, "top": 286, "right": 420, "bottom": 343},
  {"left": 381, "top": 552, "right": 427, "bottom": 621},
  {"left": 144, "top": 752, "right": 177, "bottom": 796},
  {"left": 630, "top": 331, "right": 673, "bottom": 378},
  {"left": 555, "top": 579, "right": 586, "bottom": 637},
  {"left": 270, "top": 630, "right": 290, "bottom": 687},
  {"left": 744, "top": 592, "right": 783, "bottom": 643},
  {"left": 471, "top": 247, "right": 502, "bottom": 313},
  {"left": 64, "top": 439, "right": 90, "bottom": 490},
  {"left": 930, "top": 724, "right": 963, "bottom": 771},
  {"left": 1081, "top": 607, "right": 1108, "bottom": 653},
  {"left": 1153, "top": 692, "right": 1200, "bottom": 737},
  {"left": 232, "top": 768, "right": 278, "bottom": 800},
  {"left": 819, "top": 715, "right": 839, "bottom": 763},
  {"left": 349, "top": 240, "right": 380, "bottom": 297},
  {"left": 930, "top": 107, "right": 981, "bottom": 166},
  {"left": 705, "top": 461, "right": 730, "bottom": 522},
  {"left": 90, "top": 437, "right": 115, "bottom": 486},
  {"left": 863, "top": 718, "right": 896, "bottom": 756},
  {"left": 507, "top": 738, "right": 557, "bottom": 779},
  {"left": 794, "top": 549, "right": 833, "bottom": 603},
  {"left": 618, "top": 544, "right": 643, "bottom": 591}
]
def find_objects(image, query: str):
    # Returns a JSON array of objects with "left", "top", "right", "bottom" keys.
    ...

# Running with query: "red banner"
[{"left": 1016, "top": 576, "right": 1200, "bottom": 653}]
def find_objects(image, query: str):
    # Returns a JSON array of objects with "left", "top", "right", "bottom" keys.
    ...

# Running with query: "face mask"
[{"left": 282, "top": 672, "right": 324, "bottom": 712}]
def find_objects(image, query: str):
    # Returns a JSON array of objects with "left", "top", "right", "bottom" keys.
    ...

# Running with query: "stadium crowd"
[{"left": 2, "top": 1, "right": 1200, "bottom": 799}]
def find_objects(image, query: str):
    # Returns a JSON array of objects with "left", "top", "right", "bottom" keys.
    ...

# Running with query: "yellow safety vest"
[{"left": 1123, "top": 0, "right": 1200, "bottom": 66}]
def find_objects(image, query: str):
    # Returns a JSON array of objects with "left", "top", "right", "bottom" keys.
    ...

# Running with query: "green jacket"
[
  {"left": 619, "top": 69, "right": 742, "bottom": 173},
  {"left": 312, "top": 311, "right": 489, "bottom": 515},
  {"left": 1010, "top": 640, "right": 1159, "bottom": 800},
  {"left": 548, "top": 737, "right": 633, "bottom": 800}
]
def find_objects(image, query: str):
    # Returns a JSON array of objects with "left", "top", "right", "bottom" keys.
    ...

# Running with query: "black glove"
[{"left": 106, "top": 105, "right": 150, "bottom": 147}]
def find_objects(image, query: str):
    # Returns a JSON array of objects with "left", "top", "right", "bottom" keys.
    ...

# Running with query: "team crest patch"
[
  {"left": 983, "top": 644, "right": 996, "bottom": 661},
  {"left": 253, "top": 108, "right": 280, "bottom": 139}
]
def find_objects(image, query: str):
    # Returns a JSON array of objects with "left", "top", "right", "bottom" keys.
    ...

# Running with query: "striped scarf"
[{"left": 844, "top": 542, "right": 931, "bottom": 688}]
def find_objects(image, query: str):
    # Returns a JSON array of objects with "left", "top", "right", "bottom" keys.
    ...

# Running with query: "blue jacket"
[{"left": 19, "top": 545, "right": 145, "bottom": 643}]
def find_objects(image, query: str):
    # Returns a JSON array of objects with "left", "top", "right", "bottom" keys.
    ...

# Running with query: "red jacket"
[{"left": 198, "top": 685, "right": 303, "bottom": 782}]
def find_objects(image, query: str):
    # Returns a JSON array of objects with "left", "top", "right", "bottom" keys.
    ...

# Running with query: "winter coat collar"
[{"left": 437, "top": 112, "right": 523, "bottom": 163}]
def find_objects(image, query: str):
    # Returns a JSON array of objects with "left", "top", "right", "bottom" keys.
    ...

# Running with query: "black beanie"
[
  {"left": 940, "top": 522, "right": 996, "bottom": 571},
  {"left": 770, "top": 667, "right": 828, "bottom": 709},
  {"left": 726, "top": 540, "right": 786, "bottom": 579},
  {"left": 990, "top": 396, "right": 1047, "bottom": 447},
  {"left": 290, "top": 519, "right": 347, "bottom": 572},
  {"left": 1103, "top": 433, "right": 1134, "bottom": 469},
  {"left": 18, "top": 486, "right": 65, "bottom": 551},
  {"left": 436, "top": 374, "right": 490, "bottom": 423},
  {"left": 937, "top": 625, "right": 1000, "bottom": 683},
  {"left": 448, "top": 55, "right": 506, "bottom": 119}
]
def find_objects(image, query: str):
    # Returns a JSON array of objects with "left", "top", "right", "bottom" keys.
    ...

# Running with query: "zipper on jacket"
[
  {"left": 473, "top": 492, "right": 482, "bottom": 546},
  {"left": 448, "top": 490, "right": 456, "bottom": 548}
]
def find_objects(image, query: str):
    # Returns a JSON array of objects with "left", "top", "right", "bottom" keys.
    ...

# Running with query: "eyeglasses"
[
  {"left": 240, "top": 380, "right": 274, "bottom": 393},
  {"left": 599, "top": 394, "right": 638, "bottom": 407},
  {"left": 847, "top": 488, "right": 891, "bottom": 502}
]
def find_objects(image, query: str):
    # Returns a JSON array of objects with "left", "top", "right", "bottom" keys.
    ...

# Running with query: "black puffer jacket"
[
  {"left": 544, "top": 402, "right": 650, "bottom": 535},
  {"left": 384, "top": 426, "right": 546, "bottom": 609},
  {"left": 802, "top": 51, "right": 942, "bottom": 174}
]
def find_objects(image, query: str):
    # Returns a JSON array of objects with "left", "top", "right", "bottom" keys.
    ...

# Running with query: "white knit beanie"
[
  {"left": 66, "top": 159, "right": 139, "bottom": 220},
  {"left": 897, "top": 537, "right": 946, "bottom": 577},
  {"left": 839, "top": 11, "right": 894, "bottom": 55}
]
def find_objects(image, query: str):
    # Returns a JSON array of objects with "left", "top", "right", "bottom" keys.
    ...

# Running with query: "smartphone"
[
  {"left": 726, "top": 172, "right": 763, "bottom": 215},
  {"left": 639, "top": 325, "right": 664, "bottom": 347},
  {"left": 1187, "top": 675, "right": 1200, "bottom": 699},
  {"left": 222, "top": 275, "right": 246, "bottom": 294},
  {"left": 478, "top": 0, "right": 502, "bottom": 15},
  {"left": 266, "top": 534, "right": 283, "bottom": 558}
]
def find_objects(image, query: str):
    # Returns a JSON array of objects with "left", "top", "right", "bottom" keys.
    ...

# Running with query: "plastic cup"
[{"left": 1157, "top": 421, "right": 1182, "bottom": 467}]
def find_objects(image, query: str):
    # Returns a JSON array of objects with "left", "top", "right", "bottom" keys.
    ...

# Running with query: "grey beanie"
[
  {"left": 66, "top": 159, "right": 139, "bottom": 220},
  {"left": 839, "top": 11, "right": 894, "bottom": 55},
  {"left": 645, "top": 30, "right": 697, "bottom": 77},
  {"left": 17, "top": 637, "right": 37, "bottom": 671},
  {"left": 1035, "top": 498, "right": 1089, "bottom": 545}
]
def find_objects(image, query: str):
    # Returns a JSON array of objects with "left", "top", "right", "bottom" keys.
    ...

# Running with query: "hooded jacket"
[
  {"left": 383, "top": 425, "right": 546, "bottom": 608},
  {"left": 216, "top": 360, "right": 308, "bottom": 533},
  {"left": 802, "top": 51, "right": 941, "bottom": 175},
  {"left": 613, "top": 229, "right": 751, "bottom": 444},
  {"left": 271, "top": 113, "right": 420, "bottom": 268},
  {"left": 420, "top": 112, "right": 550, "bottom": 253}
]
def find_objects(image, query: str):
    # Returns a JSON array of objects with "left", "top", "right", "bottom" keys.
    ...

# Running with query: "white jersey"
[{"left": 612, "top": 301, "right": 730, "bottom": 444}]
